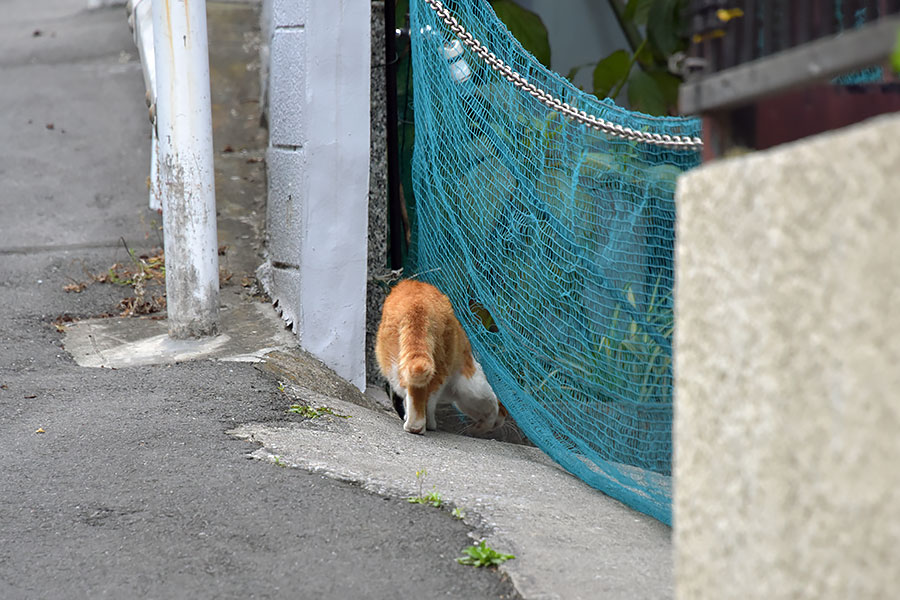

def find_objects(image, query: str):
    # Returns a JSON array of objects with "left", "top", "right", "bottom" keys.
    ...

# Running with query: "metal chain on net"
[{"left": 422, "top": 0, "right": 704, "bottom": 149}]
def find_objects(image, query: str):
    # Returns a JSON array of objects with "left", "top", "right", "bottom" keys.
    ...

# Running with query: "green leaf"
[
  {"left": 490, "top": 0, "right": 552, "bottom": 67},
  {"left": 892, "top": 29, "right": 900, "bottom": 74},
  {"left": 395, "top": 0, "right": 408, "bottom": 30},
  {"left": 625, "top": 0, "right": 654, "bottom": 25},
  {"left": 647, "top": 0, "right": 681, "bottom": 57},
  {"left": 627, "top": 69, "right": 667, "bottom": 116},
  {"left": 648, "top": 69, "right": 682, "bottom": 111},
  {"left": 592, "top": 49, "right": 631, "bottom": 98},
  {"left": 634, "top": 39, "right": 656, "bottom": 67}
]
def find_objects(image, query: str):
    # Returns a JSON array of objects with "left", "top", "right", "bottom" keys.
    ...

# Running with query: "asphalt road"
[
  {"left": 0, "top": 295, "right": 515, "bottom": 599},
  {"left": 0, "top": 1, "right": 518, "bottom": 598}
]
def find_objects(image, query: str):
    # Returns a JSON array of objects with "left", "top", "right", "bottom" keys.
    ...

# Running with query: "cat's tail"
[{"left": 397, "top": 317, "right": 435, "bottom": 388}]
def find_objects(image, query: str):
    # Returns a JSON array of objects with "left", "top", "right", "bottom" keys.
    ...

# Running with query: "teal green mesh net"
[{"left": 408, "top": 0, "right": 700, "bottom": 525}]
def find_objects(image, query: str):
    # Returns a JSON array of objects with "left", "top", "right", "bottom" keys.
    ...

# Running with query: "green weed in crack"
[{"left": 457, "top": 540, "right": 515, "bottom": 568}]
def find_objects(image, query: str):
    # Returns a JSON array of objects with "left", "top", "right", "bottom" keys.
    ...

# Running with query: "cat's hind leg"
[
  {"left": 426, "top": 396, "right": 438, "bottom": 431},
  {"left": 404, "top": 386, "right": 429, "bottom": 435},
  {"left": 391, "top": 391, "right": 405, "bottom": 420},
  {"left": 385, "top": 363, "right": 408, "bottom": 421},
  {"left": 447, "top": 362, "right": 504, "bottom": 434},
  {"left": 405, "top": 377, "right": 446, "bottom": 435}
]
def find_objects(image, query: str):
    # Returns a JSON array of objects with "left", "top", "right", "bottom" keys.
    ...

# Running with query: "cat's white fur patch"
[
  {"left": 386, "top": 364, "right": 405, "bottom": 399},
  {"left": 387, "top": 359, "right": 502, "bottom": 435},
  {"left": 448, "top": 361, "right": 501, "bottom": 432}
]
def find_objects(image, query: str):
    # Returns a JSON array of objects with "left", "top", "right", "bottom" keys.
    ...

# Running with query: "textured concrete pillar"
[
  {"left": 262, "top": 0, "right": 370, "bottom": 391},
  {"left": 674, "top": 114, "right": 900, "bottom": 599},
  {"left": 367, "top": 1, "right": 388, "bottom": 388}
]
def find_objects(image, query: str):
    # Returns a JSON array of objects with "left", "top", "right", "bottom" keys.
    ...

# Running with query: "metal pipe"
[
  {"left": 385, "top": 0, "right": 404, "bottom": 269},
  {"left": 151, "top": 0, "right": 219, "bottom": 338},
  {"left": 128, "top": 0, "right": 162, "bottom": 211}
]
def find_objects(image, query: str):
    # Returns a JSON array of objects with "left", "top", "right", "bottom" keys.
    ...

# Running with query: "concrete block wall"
[
  {"left": 259, "top": 0, "right": 371, "bottom": 391},
  {"left": 674, "top": 113, "right": 900, "bottom": 599},
  {"left": 262, "top": 0, "right": 306, "bottom": 340},
  {"left": 267, "top": 27, "right": 304, "bottom": 148},
  {"left": 264, "top": 146, "right": 306, "bottom": 270}
]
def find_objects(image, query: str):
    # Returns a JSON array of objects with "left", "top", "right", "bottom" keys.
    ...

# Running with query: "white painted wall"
[
  {"left": 299, "top": 0, "right": 370, "bottom": 390},
  {"left": 263, "top": 0, "right": 371, "bottom": 391}
]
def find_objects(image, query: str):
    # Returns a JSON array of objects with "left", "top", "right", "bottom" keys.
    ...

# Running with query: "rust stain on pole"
[
  {"left": 165, "top": 0, "right": 173, "bottom": 52},
  {"left": 164, "top": 0, "right": 175, "bottom": 126},
  {"left": 184, "top": 0, "right": 191, "bottom": 47},
  {"left": 165, "top": 0, "right": 175, "bottom": 100}
]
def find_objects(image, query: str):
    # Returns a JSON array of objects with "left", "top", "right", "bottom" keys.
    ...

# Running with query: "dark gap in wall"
[{"left": 271, "top": 261, "right": 300, "bottom": 271}]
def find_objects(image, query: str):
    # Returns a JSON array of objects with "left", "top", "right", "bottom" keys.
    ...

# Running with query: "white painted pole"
[
  {"left": 127, "top": 0, "right": 162, "bottom": 211},
  {"left": 149, "top": 132, "right": 161, "bottom": 212},
  {"left": 151, "top": 0, "right": 219, "bottom": 338}
]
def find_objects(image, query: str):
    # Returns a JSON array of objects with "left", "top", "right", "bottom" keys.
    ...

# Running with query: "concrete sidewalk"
[
  {"left": 0, "top": 1, "right": 673, "bottom": 599},
  {"left": 230, "top": 386, "right": 673, "bottom": 600}
]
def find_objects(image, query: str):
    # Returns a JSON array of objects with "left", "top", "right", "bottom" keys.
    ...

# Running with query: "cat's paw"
[{"left": 404, "top": 416, "right": 426, "bottom": 435}]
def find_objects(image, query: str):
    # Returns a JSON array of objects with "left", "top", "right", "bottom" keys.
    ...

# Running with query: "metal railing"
[
  {"left": 681, "top": 0, "right": 900, "bottom": 113},
  {"left": 688, "top": 0, "right": 900, "bottom": 74}
]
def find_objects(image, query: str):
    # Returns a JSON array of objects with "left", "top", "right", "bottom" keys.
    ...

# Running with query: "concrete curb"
[{"left": 229, "top": 381, "right": 673, "bottom": 600}]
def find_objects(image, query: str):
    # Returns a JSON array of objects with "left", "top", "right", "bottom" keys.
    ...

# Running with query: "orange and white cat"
[{"left": 375, "top": 280, "right": 506, "bottom": 435}]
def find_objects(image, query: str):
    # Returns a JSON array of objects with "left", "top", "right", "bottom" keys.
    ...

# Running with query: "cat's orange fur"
[{"left": 375, "top": 280, "right": 504, "bottom": 435}]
